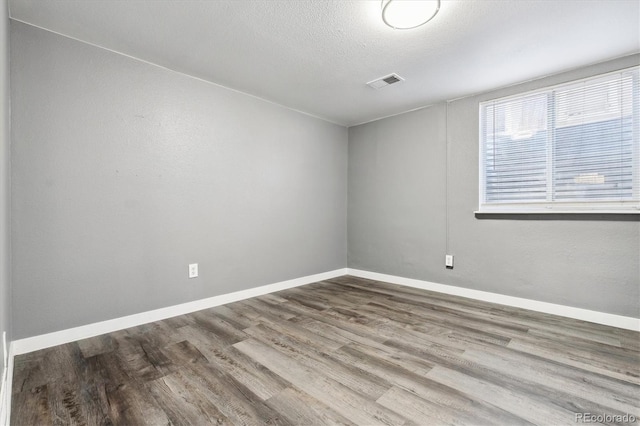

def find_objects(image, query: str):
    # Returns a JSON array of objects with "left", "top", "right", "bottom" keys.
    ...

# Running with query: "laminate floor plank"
[
  {"left": 161, "top": 313, "right": 194, "bottom": 329},
  {"left": 243, "top": 323, "right": 390, "bottom": 400},
  {"left": 190, "top": 310, "right": 250, "bottom": 346},
  {"left": 618, "top": 333, "right": 640, "bottom": 352},
  {"left": 259, "top": 293, "right": 289, "bottom": 304},
  {"left": 145, "top": 372, "right": 231, "bottom": 426},
  {"left": 11, "top": 275, "right": 640, "bottom": 425},
  {"left": 46, "top": 380, "right": 110, "bottom": 426},
  {"left": 164, "top": 339, "right": 291, "bottom": 426},
  {"left": 265, "top": 386, "right": 355, "bottom": 426},
  {"left": 239, "top": 298, "right": 298, "bottom": 322},
  {"left": 426, "top": 365, "right": 577, "bottom": 425},
  {"left": 408, "top": 323, "right": 513, "bottom": 352},
  {"left": 507, "top": 339, "right": 640, "bottom": 385},
  {"left": 225, "top": 299, "right": 292, "bottom": 327},
  {"left": 377, "top": 385, "right": 531, "bottom": 426},
  {"left": 334, "top": 345, "right": 530, "bottom": 426},
  {"left": 336, "top": 340, "right": 436, "bottom": 376},
  {"left": 76, "top": 335, "right": 116, "bottom": 359},
  {"left": 403, "top": 337, "right": 633, "bottom": 421},
  {"left": 527, "top": 325, "right": 625, "bottom": 348},
  {"left": 277, "top": 293, "right": 335, "bottom": 312},
  {"left": 377, "top": 386, "right": 459, "bottom": 426},
  {"left": 344, "top": 279, "right": 618, "bottom": 338},
  {"left": 233, "top": 338, "right": 409, "bottom": 426},
  {"left": 10, "top": 385, "right": 53, "bottom": 425},
  {"left": 305, "top": 282, "right": 389, "bottom": 308},
  {"left": 284, "top": 305, "right": 390, "bottom": 345},
  {"left": 173, "top": 325, "right": 291, "bottom": 400},
  {"left": 342, "top": 279, "right": 636, "bottom": 351},
  {"left": 176, "top": 319, "right": 246, "bottom": 353},
  {"left": 519, "top": 330, "right": 640, "bottom": 366},
  {"left": 91, "top": 351, "right": 172, "bottom": 425},
  {"left": 248, "top": 315, "right": 346, "bottom": 353},
  {"left": 204, "top": 304, "right": 256, "bottom": 329},
  {"left": 384, "top": 336, "right": 640, "bottom": 420},
  {"left": 373, "top": 296, "right": 532, "bottom": 338},
  {"left": 462, "top": 349, "right": 640, "bottom": 417},
  {"left": 291, "top": 317, "right": 438, "bottom": 376},
  {"left": 109, "top": 333, "right": 175, "bottom": 383},
  {"left": 12, "top": 352, "right": 50, "bottom": 395}
]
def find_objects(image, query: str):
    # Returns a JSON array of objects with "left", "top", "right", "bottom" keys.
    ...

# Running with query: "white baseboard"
[
  {"left": 0, "top": 342, "right": 13, "bottom": 426},
  {"left": 11, "top": 266, "right": 639, "bottom": 358},
  {"left": 347, "top": 268, "right": 640, "bottom": 331},
  {"left": 12, "top": 268, "right": 347, "bottom": 356}
]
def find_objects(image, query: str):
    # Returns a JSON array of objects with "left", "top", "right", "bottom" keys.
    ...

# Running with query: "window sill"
[
  {"left": 476, "top": 210, "right": 640, "bottom": 214},
  {"left": 474, "top": 210, "right": 640, "bottom": 221}
]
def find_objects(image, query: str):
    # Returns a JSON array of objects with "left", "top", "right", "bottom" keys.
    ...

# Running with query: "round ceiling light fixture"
[{"left": 381, "top": 0, "right": 440, "bottom": 30}]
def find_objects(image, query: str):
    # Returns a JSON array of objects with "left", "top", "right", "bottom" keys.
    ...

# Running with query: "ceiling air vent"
[{"left": 367, "top": 73, "right": 405, "bottom": 89}]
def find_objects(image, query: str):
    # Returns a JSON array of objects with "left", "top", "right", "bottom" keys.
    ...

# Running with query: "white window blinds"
[{"left": 480, "top": 67, "right": 639, "bottom": 212}]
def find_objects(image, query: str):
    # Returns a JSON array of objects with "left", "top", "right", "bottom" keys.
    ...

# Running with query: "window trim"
[{"left": 477, "top": 66, "right": 640, "bottom": 214}]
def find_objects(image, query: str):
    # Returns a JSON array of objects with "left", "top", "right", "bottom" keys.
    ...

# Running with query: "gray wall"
[
  {"left": 349, "top": 54, "right": 640, "bottom": 318},
  {"left": 0, "top": 0, "right": 10, "bottom": 380},
  {"left": 11, "top": 22, "right": 347, "bottom": 339},
  {"left": 8, "top": 19, "right": 639, "bottom": 342}
]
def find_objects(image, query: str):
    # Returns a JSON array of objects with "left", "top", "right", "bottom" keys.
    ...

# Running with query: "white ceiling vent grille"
[{"left": 366, "top": 73, "right": 405, "bottom": 89}]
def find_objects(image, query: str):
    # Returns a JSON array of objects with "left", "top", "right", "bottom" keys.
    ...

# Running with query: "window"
[{"left": 479, "top": 67, "right": 639, "bottom": 213}]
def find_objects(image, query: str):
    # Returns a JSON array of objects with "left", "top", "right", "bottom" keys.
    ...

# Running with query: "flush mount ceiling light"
[{"left": 381, "top": 0, "right": 440, "bottom": 30}]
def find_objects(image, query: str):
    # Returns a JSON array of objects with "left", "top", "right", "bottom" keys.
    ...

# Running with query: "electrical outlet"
[
  {"left": 188, "top": 263, "right": 198, "bottom": 278},
  {"left": 445, "top": 254, "right": 454, "bottom": 269}
]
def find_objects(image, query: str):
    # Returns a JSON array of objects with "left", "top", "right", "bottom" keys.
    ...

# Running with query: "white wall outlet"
[
  {"left": 445, "top": 254, "right": 454, "bottom": 269},
  {"left": 188, "top": 263, "right": 198, "bottom": 278}
]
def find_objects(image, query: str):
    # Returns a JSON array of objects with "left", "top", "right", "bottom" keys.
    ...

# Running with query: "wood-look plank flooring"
[{"left": 11, "top": 276, "right": 640, "bottom": 425}]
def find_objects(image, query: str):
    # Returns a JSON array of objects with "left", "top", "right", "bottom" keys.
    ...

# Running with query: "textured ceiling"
[{"left": 8, "top": 0, "right": 640, "bottom": 126}]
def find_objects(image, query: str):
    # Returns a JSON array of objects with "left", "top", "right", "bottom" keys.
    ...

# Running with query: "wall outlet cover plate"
[
  {"left": 445, "top": 255, "right": 454, "bottom": 268},
  {"left": 188, "top": 263, "right": 198, "bottom": 278}
]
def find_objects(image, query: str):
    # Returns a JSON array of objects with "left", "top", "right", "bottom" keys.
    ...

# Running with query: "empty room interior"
[{"left": 0, "top": 0, "right": 639, "bottom": 424}]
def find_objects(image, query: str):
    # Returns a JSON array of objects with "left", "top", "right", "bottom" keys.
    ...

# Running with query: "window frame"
[{"left": 477, "top": 66, "right": 640, "bottom": 215}]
